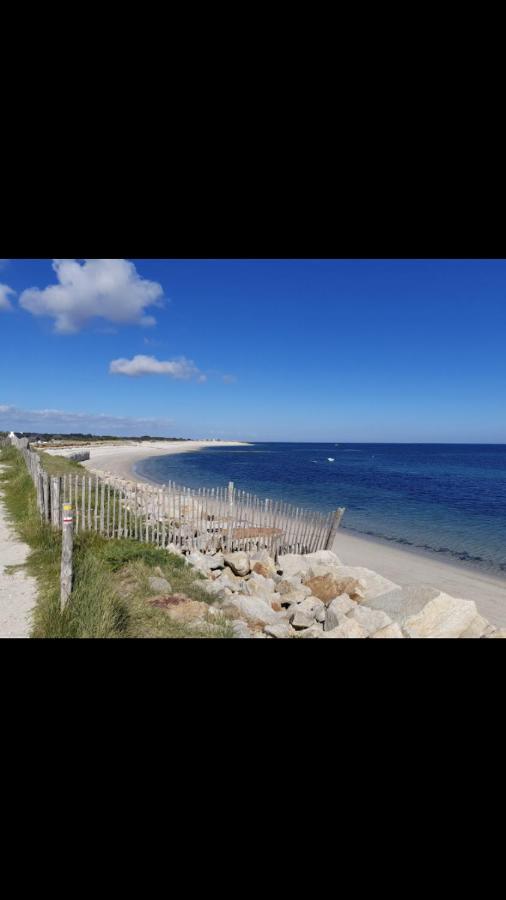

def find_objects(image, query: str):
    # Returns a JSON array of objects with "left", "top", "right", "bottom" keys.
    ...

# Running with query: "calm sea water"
[{"left": 135, "top": 443, "right": 506, "bottom": 577}]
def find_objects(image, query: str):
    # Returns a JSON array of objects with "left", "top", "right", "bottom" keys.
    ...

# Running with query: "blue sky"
[{"left": 1, "top": 258, "right": 505, "bottom": 441}]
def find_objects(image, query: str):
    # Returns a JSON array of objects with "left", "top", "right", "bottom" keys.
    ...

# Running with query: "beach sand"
[
  {"left": 47, "top": 439, "right": 506, "bottom": 627},
  {"left": 332, "top": 529, "right": 506, "bottom": 627},
  {"left": 63, "top": 440, "right": 251, "bottom": 482}
]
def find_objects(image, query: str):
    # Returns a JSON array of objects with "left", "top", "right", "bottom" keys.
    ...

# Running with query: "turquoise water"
[{"left": 135, "top": 443, "right": 506, "bottom": 577}]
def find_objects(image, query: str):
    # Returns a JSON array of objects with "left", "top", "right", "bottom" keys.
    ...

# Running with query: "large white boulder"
[
  {"left": 459, "top": 614, "right": 490, "bottom": 639},
  {"left": 297, "top": 623, "right": 325, "bottom": 638},
  {"left": 304, "top": 550, "right": 342, "bottom": 565},
  {"left": 276, "top": 554, "right": 314, "bottom": 578},
  {"left": 366, "top": 585, "right": 443, "bottom": 620},
  {"left": 303, "top": 572, "right": 366, "bottom": 605},
  {"left": 226, "top": 595, "right": 282, "bottom": 625},
  {"left": 348, "top": 605, "right": 393, "bottom": 635},
  {"left": 323, "top": 618, "right": 368, "bottom": 639},
  {"left": 402, "top": 593, "right": 478, "bottom": 639},
  {"left": 264, "top": 622, "right": 295, "bottom": 639},
  {"left": 277, "top": 580, "right": 312, "bottom": 600},
  {"left": 243, "top": 572, "right": 277, "bottom": 596},
  {"left": 371, "top": 623, "right": 404, "bottom": 639},
  {"left": 330, "top": 566, "right": 400, "bottom": 601}
]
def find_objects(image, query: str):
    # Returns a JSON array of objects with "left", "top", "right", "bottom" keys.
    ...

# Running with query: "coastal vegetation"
[{"left": 0, "top": 445, "right": 233, "bottom": 638}]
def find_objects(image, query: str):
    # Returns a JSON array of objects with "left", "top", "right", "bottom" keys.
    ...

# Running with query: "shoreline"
[
  {"left": 48, "top": 440, "right": 506, "bottom": 625},
  {"left": 61, "top": 440, "right": 250, "bottom": 482},
  {"left": 331, "top": 528, "right": 506, "bottom": 626}
]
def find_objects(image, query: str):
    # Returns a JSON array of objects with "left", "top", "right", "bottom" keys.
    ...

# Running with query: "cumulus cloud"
[
  {"left": 0, "top": 283, "right": 15, "bottom": 311},
  {"left": 19, "top": 258, "right": 164, "bottom": 333},
  {"left": 0, "top": 403, "right": 175, "bottom": 436},
  {"left": 110, "top": 354, "right": 203, "bottom": 380}
]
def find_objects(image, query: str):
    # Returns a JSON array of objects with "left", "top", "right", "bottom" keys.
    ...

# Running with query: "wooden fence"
[{"left": 10, "top": 439, "right": 345, "bottom": 558}]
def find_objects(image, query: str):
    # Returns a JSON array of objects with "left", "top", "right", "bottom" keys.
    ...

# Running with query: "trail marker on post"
[{"left": 61, "top": 503, "right": 74, "bottom": 611}]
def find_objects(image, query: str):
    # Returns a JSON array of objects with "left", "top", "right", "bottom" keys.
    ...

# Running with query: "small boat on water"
[{"left": 328, "top": 457, "right": 335, "bottom": 462}]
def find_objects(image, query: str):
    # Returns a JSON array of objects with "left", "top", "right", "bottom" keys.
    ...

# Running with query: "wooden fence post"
[
  {"left": 325, "top": 507, "right": 346, "bottom": 550},
  {"left": 61, "top": 503, "right": 74, "bottom": 611}
]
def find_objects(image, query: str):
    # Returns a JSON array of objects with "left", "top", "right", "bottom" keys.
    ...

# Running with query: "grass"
[
  {"left": 36, "top": 451, "right": 86, "bottom": 477},
  {"left": 0, "top": 446, "right": 234, "bottom": 639}
]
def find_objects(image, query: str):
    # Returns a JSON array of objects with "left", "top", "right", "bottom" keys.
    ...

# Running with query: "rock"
[
  {"left": 277, "top": 577, "right": 303, "bottom": 595},
  {"left": 402, "top": 593, "right": 478, "bottom": 639},
  {"left": 324, "top": 594, "right": 357, "bottom": 631},
  {"left": 290, "top": 609, "right": 317, "bottom": 630},
  {"left": 366, "top": 585, "right": 448, "bottom": 622},
  {"left": 148, "top": 576, "right": 172, "bottom": 594},
  {"left": 232, "top": 620, "right": 255, "bottom": 639},
  {"left": 371, "top": 623, "right": 404, "bottom": 639},
  {"left": 226, "top": 595, "right": 281, "bottom": 625},
  {"left": 249, "top": 551, "right": 277, "bottom": 577},
  {"left": 219, "top": 566, "right": 244, "bottom": 583},
  {"left": 304, "top": 550, "right": 342, "bottom": 565},
  {"left": 288, "top": 595, "right": 325, "bottom": 627},
  {"left": 264, "top": 622, "right": 294, "bottom": 639},
  {"left": 249, "top": 549, "right": 276, "bottom": 569},
  {"left": 243, "top": 572, "right": 276, "bottom": 596},
  {"left": 251, "top": 562, "right": 274, "bottom": 578},
  {"left": 304, "top": 573, "right": 365, "bottom": 605},
  {"left": 297, "top": 623, "right": 325, "bottom": 638},
  {"left": 348, "top": 605, "right": 393, "bottom": 635},
  {"left": 305, "top": 563, "right": 347, "bottom": 580},
  {"left": 315, "top": 605, "right": 327, "bottom": 623},
  {"left": 212, "top": 574, "right": 244, "bottom": 594},
  {"left": 483, "top": 625, "right": 497, "bottom": 637},
  {"left": 276, "top": 554, "right": 314, "bottom": 578},
  {"left": 223, "top": 551, "right": 250, "bottom": 577},
  {"left": 207, "top": 553, "right": 225, "bottom": 570},
  {"left": 459, "top": 614, "right": 490, "bottom": 639},
  {"left": 278, "top": 583, "right": 312, "bottom": 601},
  {"left": 323, "top": 618, "right": 369, "bottom": 639},
  {"left": 187, "top": 552, "right": 209, "bottom": 571},
  {"left": 329, "top": 566, "right": 400, "bottom": 601}
]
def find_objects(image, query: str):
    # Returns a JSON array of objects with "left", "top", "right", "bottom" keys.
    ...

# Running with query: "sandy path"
[
  {"left": 332, "top": 529, "right": 506, "bottom": 627},
  {"left": 0, "top": 467, "right": 37, "bottom": 638}
]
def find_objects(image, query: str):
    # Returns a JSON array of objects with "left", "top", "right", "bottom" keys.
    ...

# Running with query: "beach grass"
[
  {"left": 36, "top": 450, "right": 86, "bottom": 477},
  {"left": 0, "top": 446, "right": 233, "bottom": 639}
]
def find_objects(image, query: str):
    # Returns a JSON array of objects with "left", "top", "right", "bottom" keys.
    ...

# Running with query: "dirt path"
[{"left": 0, "top": 466, "right": 37, "bottom": 638}]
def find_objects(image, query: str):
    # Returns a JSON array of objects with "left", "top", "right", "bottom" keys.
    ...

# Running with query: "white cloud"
[
  {"left": 0, "top": 403, "right": 175, "bottom": 436},
  {"left": 110, "top": 354, "right": 203, "bottom": 380},
  {"left": 222, "top": 374, "right": 237, "bottom": 384},
  {"left": 0, "top": 283, "right": 15, "bottom": 311},
  {"left": 19, "top": 258, "right": 164, "bottom": 333}
]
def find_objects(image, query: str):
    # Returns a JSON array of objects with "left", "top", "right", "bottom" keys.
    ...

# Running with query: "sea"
[{"left": 135, "top": 443, "right": 506, "bottom": 577}]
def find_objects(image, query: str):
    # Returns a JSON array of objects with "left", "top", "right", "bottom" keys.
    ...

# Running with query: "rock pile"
[{"left": 173, "top": 546, "right": 505, "bottom": 639}]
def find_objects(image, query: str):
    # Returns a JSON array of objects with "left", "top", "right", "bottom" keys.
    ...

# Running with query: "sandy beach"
[
  {"left": 46, "top": 439, "right": 506, "bottom": 627},
  {"left": 48, "top": 440, "right": 251, "bottom": 482},
  {"left": 332, "top": 529, "right": 506, "bottom": 627}
]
